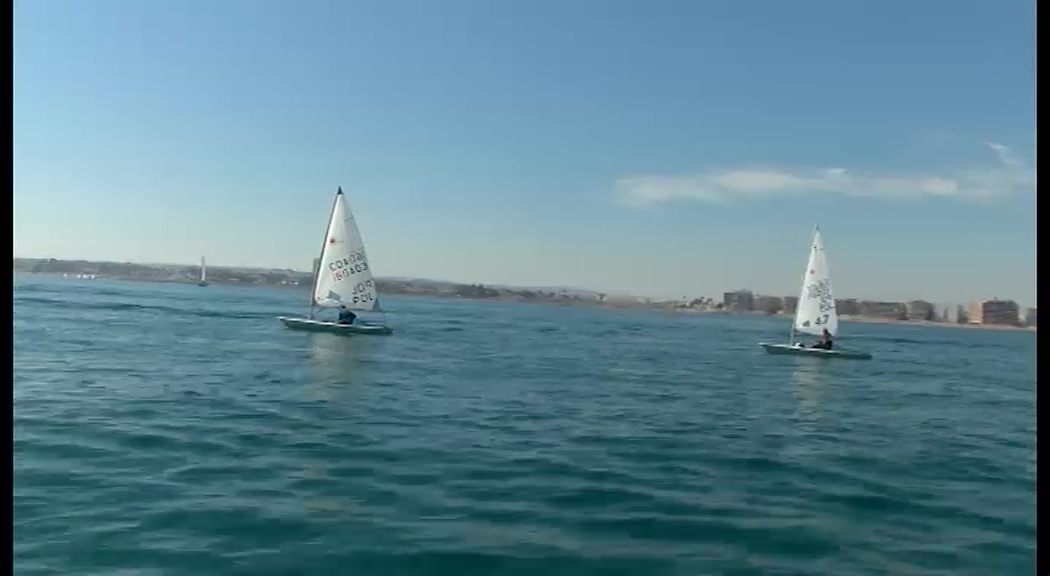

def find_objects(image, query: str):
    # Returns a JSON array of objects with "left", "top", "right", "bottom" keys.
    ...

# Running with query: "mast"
[{"left": 309, "top": 187, "right": 344, "bottom": 319}]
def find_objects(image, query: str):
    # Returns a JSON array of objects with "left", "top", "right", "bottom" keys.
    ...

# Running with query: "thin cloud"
[
  {"left": 617, "top": 143, "right": 1034, "bottom": 206},
  {"left": 987, "top": 141, "right": 1024, "bottom": 168}
]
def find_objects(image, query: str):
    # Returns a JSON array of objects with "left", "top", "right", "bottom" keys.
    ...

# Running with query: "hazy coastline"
[{"left": 13, "top": 258, "right": 1034, "bottom": 332}]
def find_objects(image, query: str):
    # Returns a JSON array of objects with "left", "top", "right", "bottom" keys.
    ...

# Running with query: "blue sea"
[{"left": 13, "top": 275, "right": 1036, "bottom": 575}]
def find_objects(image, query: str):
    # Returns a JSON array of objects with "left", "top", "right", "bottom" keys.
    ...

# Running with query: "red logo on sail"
[{"left": 328, "top": 237, "right": 337, "bottom": 244}]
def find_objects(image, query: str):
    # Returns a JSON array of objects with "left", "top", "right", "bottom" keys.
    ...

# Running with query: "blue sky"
[{"left": 14, "top": 0, "right": 1036, "bottom": 305}]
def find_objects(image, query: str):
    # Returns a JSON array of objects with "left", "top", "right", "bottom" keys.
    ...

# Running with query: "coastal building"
[
  {"left": 1026, "top": 307, "right": 1037, "bottom": 327},
  {"left": 754, "top": 295, "right": 782, "bottom": 315},
  {"left": 966, "top": 302, "right": 982, "bottom": 324},
  {"left": 781, "top": 296, "right": 798, "bottom": 315},
  {"left": 905, "top": 300, "right": 935, "bottom": 322},
  {"left": 956, "top": 304, "right": 969, "bottom": 324},
  {"left": 940, "top": 306, "right": 950, "bottom": 322},
  {"left": 858, "top": 300, "right": 906, "bottom": 320},
  {"left": 835, "top": 298, "right": 860, "bottom": 316},
  {"left": 967, "top": 299, "right": 1021, "bottom": 325},
  {"left": 938, "top": 305, "right": 953, "bottom": 322},
  {"left": 983, "top": 300, "right": 1020, "bottom": 325},
  {"left": 723, "top": 290, "right": 754, "bottom": 312}
]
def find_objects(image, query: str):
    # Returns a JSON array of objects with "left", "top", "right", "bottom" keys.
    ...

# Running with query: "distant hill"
[{"left": 12, "top": 258, "right": 643, "bottom": 306}]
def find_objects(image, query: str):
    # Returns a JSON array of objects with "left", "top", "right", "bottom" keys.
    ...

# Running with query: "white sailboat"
[
  {"left": 198, "top": 257, "right": 208, "bottom": 287},
  {"left": 278, "top": 187, "right": 393, "bottom": 336},
  {"left": 759, "top": 227, "right": 872, "bottom": 360}
]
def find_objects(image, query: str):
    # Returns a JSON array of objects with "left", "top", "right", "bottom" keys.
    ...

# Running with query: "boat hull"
[
  {"left": 278, "top": 316, "right": 393, "bottom": 336},
  {"left": 759, "top": 342, "right": 872, "bottom": 360}
]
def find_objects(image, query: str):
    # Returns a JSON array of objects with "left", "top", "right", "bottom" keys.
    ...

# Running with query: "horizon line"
[{"left": 12, "top": 255, "right": 1034, "bottom": 308}]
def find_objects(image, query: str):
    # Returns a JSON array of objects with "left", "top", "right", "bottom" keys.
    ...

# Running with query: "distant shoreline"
[
  {"left": 677, "top": 307, "right": 1034, "bottom": 332},
  {"left": 838, "top": 315, "right": 1034, "bottom": 332},
  {"left": 12, "top": 270, "right": 632, "bottom": 305},
  {"left": 15, "top": 271, "right": 1034, "bottom": 333}
]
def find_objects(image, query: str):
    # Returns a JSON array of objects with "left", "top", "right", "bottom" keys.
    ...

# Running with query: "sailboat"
[
  {"left": 198, "top": 257, "right": 208, "bottom": 287},
  {"left": 759, "top": 227, "right": 872, "bottom": 360},
  {"left": 277, "top": 187, "right": 393, "bottom": 336}
]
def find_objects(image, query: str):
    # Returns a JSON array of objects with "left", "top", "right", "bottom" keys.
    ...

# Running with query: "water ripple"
[{"left": 13, "top": 275, "right": 1036, "bottom": 575}]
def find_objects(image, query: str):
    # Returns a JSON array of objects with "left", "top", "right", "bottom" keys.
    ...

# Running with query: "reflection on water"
[
  {"left": 791, "top": 360, "right": 829, "bottom": 424},
  {"left": 295, "top": 334, "right": 384, "bottom": 514},
  {"left": 304, "top": 333, "right": 378, "bottom": 401}
]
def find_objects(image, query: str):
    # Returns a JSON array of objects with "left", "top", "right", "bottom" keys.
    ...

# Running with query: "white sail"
[
  {"left": 793, "top": 227, "right": 838, "bottom": 337},
  {"left": 199, "top": 257, "right": 207, "bottom": 283},
  {"left": 312, "top": 189, "right": 380, "bottom": 312}
]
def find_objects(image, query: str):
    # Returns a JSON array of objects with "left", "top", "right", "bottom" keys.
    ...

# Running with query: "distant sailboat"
[
  {"left": 759, "top": 227, "right": 872, "bottom": 360},
  {"left": 277, "top": 187, "right": 393, "bottom": 336},
  {"left": 198, "top": 257, "right": 208, "bottom": 287}
]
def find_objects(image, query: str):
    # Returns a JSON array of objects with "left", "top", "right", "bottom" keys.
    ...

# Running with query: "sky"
[{"left": 14, "top": 0, "right": 1036, "bottom": 305}]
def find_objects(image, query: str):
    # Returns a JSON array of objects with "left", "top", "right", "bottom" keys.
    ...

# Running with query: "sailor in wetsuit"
[
  {"left": 337, "top": 305, "right": 357, "bottom": 325},
  {"left": 811, "top": 328, "right": 833, "bottom": 350}
]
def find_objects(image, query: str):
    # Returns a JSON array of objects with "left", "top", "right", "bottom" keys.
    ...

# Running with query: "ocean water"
[{"left": 13, "top": 275, "right": 1036, "bottom": 576}]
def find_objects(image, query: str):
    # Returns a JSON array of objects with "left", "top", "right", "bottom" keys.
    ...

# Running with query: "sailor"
[
  {"left": 337, "top": 305, "right": 357, "bottom": 325},
  {"left": 811, "top": 328, "right": 833, "bottom": 350}
]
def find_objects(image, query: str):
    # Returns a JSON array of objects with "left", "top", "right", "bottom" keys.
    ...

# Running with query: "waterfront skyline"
[
  {"left": 13, "top": 257, "right": 1037, "bottom": 309},
  {"left": 14, "top": 0, "right": 1035, "bottom": 306}
]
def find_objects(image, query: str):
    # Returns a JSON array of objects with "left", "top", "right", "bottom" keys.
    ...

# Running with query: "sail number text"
[
  {"left": 352, "top": 293, "right": 374, "bottom": 305},
  {"left": 803, "top": 314, "right": 830, "bottom": 327},
  {"left": 329, "top": 251, "right": 369, "bottom": 282},
  {"left": 350, "top": 279, "right": 375, "bottom": 304}
]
